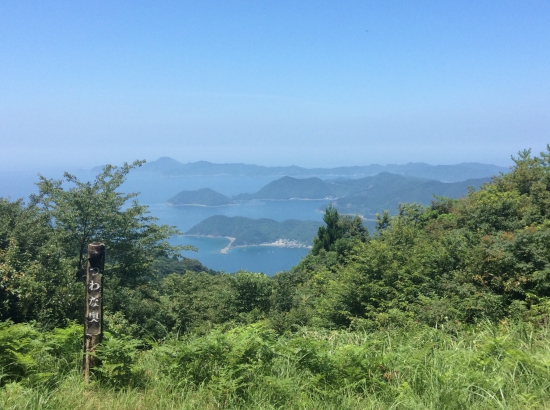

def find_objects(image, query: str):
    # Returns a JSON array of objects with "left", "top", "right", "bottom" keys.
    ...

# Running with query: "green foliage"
[
  {"left": 0, "top": 161, "right": 187, "bottom": 328},
  {"left": 312, "top": 205, "right": 368, "bottom": 256},
  {"left": 3, "top": 147, "right": 550, "bottom": 407},
  {"left": 159, "top": 272, "right": 237, "bottom": 334},
  {"left": 312, "top": 205, "right": 340, "bottom": 255},
  {"left": 94, "top": 335, "right": 145, "bottom": 388},
  {"left": 152, "top": 255, "right": 218, "bottom": 277},
  {"left": 31, "top": 161, "right": 183, "bottom": 286},
  {"left": 158, "top": 324, "right": 278, "bottom": 395},
  {"left": 187, "top": 215, "right": 320, "bottom": 246},
  {"left": 0, "top": 199, "right": 82, "bottom": 325},
  {"left": 3, "top": 321, "right": 549, "bottom": 409},
  {"left": 295, "top": 147, "right": 550, "bottom": 326},
  {"left": 0, "top": 321, "right": 81, "bottom": 387}
]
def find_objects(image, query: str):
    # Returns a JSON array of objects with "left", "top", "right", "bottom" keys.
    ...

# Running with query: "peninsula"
[{"left": 185, "top": 215, "right": 321, "bottom": 250}]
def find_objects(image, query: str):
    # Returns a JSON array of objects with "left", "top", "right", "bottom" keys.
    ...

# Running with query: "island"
[
  {"left": 125, "top": 156, "right": 509, "bottom": 182},
  {"left": 167, "top": 188, "right": 234, "bottom": 206},
  {"left": 185, "top": 215, "right": 321, "bottom": 250},
  {"left": 166, "top": 173, "right": 491, "bottom": 222},
  {"left": 231, "top": 173, "right": 490, "bottom": 218},
  {"left": 234, "top": 176, "right": 341, "bottom": 200}
]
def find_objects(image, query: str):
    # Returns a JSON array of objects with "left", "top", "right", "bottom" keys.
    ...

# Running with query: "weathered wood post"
[{"left": 83, "top": 242, "right": 105, "bottom": 381}]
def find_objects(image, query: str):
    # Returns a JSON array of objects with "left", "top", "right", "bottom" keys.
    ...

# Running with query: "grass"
[{"left": 1, "top": 320, "right": 549, "bottom": 409}]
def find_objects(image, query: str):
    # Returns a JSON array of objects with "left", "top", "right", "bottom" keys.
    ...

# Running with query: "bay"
[
  {"left": 171, "top": 235, "right": 311, "bottom": 275},
  {"left": 121, "top": 173, "right": 332, "bottom": 274},
  {"left": 0, "top": 169, "right": 331, "bottom": 276},
  {"left": 148, "top": 199, "right": 332, "bottom": 275}
]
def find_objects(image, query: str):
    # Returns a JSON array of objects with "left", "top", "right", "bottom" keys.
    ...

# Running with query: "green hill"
[
  {"left": 326, "top": 173, "right": 490, "bottom": 216},
  {"left": 230, "top": 173, "right": 490, "bottom": 216},
  {"left": 186, "top": 215, "right": 321, "bottom": 247},
  {"left": 167, "top": 188, "right": 233, "bottom": 206},
  {"left": 234, "top": 176, "right": 337, "bottom": 200}
]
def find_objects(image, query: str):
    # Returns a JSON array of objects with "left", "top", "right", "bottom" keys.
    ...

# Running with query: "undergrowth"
[{"left": 1, "top": 319, "right": 549, "bottom": 409}]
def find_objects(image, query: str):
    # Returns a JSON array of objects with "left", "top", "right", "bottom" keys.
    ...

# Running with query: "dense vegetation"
[
  {"left": 186, "top": 215, "right": 321, "bottom": 246},
  {"left": 1, "top": 148, "right": 549, "bottom": 409}
]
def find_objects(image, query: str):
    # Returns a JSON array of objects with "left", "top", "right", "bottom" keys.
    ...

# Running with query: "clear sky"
[{"left": 1, "top": 1, "right": 549, "bottom": 171}]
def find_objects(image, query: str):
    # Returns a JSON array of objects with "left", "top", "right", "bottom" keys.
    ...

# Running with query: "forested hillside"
[
  {"left": 186, "top": 215, "right": 321, "bottom": 246},
  {"left": 234, "top": 176, "right": 336, "bottom": 200},
  {"left": 1, "top": 149, "right": 550, "bottom": 409},
  {"left": 232, "top": 173, "right": 489, "bottom": 218}
]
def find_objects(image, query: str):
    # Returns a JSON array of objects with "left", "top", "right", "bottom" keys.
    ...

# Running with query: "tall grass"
[{"left": 1, "top": 320, "right": 549, "bottom": 409}]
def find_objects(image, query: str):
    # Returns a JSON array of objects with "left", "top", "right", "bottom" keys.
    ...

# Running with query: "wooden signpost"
[{"left": 83, "top": 242, "right": 105, "bottom": 381}]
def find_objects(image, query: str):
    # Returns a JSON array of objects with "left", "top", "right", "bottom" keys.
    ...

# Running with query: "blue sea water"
[
  {"left": 146, "top": 198, "right": 332, "bottom": 275},
  {"left": 0, "top": 170, "right": 331, "bottom": 276},
  {"left": 171, "top": 235, "right": 311, "bottom": 275},
  {"left": 119, "top": 173, "right": 333, "bottom": 275}
]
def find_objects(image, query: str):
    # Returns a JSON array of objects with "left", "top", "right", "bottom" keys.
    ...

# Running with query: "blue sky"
[{"left": 1, "top": 1, "right": 549, "bottom": 170}]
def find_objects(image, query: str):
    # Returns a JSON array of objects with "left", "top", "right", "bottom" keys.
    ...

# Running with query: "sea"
[{"left": 0, "top": 168, "right": 333, "bottom": 276}]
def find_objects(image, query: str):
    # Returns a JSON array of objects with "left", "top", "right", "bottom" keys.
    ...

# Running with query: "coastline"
[
  {"left": 182, "top": 234, "right": 311, "bottom": 253},
  {"left": 220, "top": 237, "right": 236, "bottom": 254}
]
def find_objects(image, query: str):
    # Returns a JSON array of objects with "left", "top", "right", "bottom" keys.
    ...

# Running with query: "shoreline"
[
  {"left": 234, "top": 198, "right": 338, "bottom": 202},
  {"left": 234, "top": 242, "right": 312, "bottom": 250},
  {"left": 220, "top": 237, "right": 236, "bottom": 254},
  {"left": 182, "top": 234, "right": 311, "bottom": 253}
]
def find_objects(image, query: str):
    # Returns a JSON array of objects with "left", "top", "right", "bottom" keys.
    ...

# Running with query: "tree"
[
  {"left": 0, "top": 198, "right": 82, "bottom": 324},
  {"left": 2, "top": 161, "right": 199, "bottom": 327},
  {"left": 312, "top": 205, "right": 368, "bottom": 255},
  {"left": 312, "top": 205, "right": 341, "bottom": 255},
  {"left": 333, "top": 214, "right": 369, "bottom": 256},
  {"left": 31, "top": 161, "right": 185, "bottom": 287}
]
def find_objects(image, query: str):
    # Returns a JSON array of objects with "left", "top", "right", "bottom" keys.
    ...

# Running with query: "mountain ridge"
[{"left": 100, "top": 157, "right": 509, "bottom": 183}]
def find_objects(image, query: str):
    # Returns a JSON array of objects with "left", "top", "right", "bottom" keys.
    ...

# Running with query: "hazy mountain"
[
  {"left": 329, "top": 173, "right": 490, "bottom": 216},
  {"left": 186, "top": 215, "right": 321, "bottom": 247},
  {"left": 234, "top": 176, "right": 336, "bottom": 200},
  {"left": 228, "top": 173, "right": 490, "bottom": 217},
  {"left": 167, "top": 188, "right": 233, "bottom": 206},
  {"left": 127, "top": 157, "right": 508, "bottom": 182}
]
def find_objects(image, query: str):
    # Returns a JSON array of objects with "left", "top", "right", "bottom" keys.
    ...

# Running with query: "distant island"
[
  {"left": 166, "top": 173, "right": 491, "bottom": 217},
  {"left": 185, "top": 215, "right": 321, "bottom": 250},
  {"left": 167, "top": 188, "right": 234, "bottom": 206},
  {"left": 110, "top": 156, "right": 509, "bottom": 183},
  {"left": 234, "top": 176, "right": 337, "bottom": 200},
  {"left": 320, "top": 173, "right": 491, "bottom": 217},
  {"left": 230, "top": 173, "right": 490, "bottom": 217}
]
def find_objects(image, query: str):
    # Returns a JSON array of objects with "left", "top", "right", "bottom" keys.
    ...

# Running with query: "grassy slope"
[{"left": 1, "top": 321, "right": 548, "bottom": 409}]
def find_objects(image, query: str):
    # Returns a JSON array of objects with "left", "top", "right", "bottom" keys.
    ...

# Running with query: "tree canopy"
[{"left": 0, "top": 161, "right": 185, "bottom": 325}]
